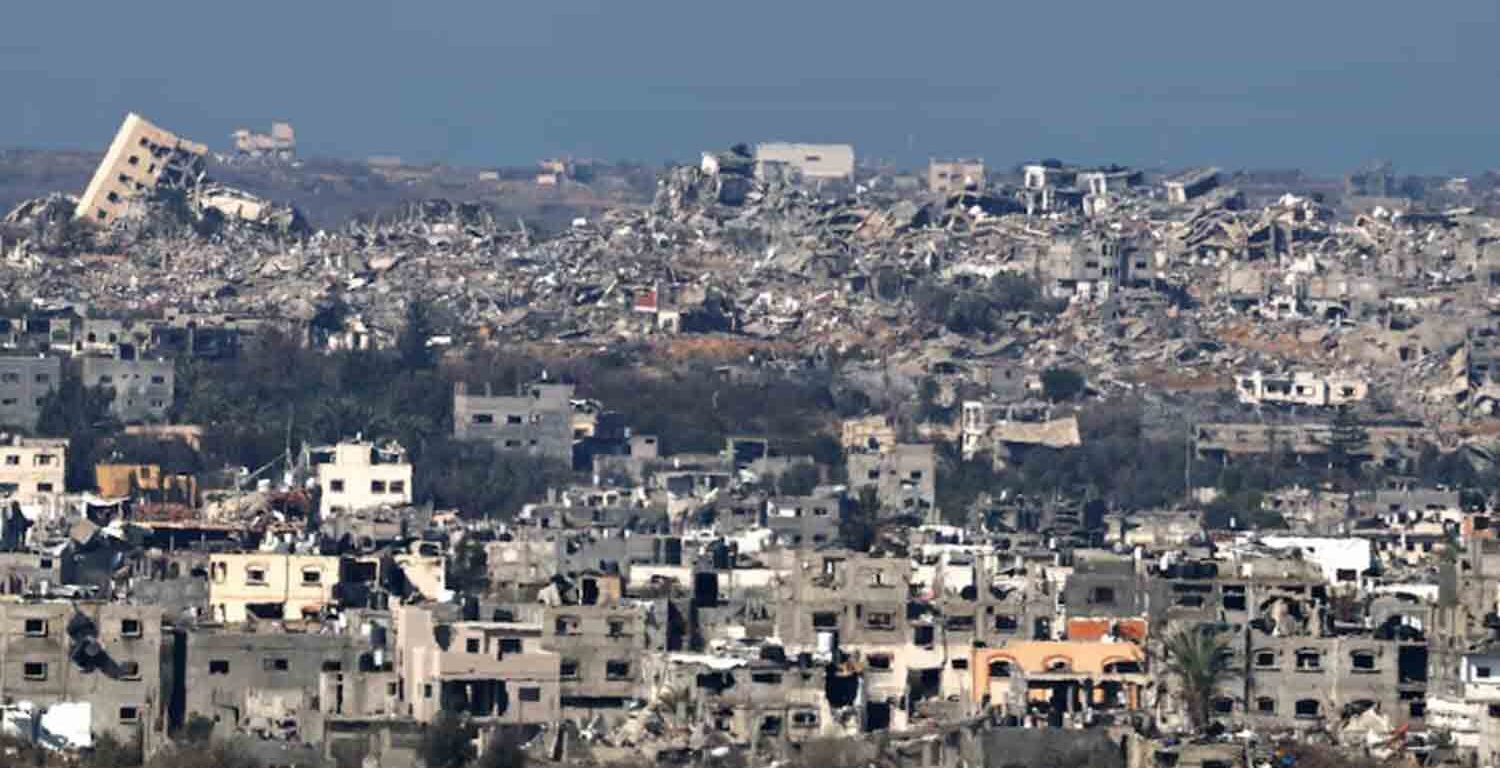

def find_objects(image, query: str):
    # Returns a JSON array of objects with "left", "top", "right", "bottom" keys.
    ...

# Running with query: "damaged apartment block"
[{"left": 75, "top": 113, "right": 207, "bottom": 225}]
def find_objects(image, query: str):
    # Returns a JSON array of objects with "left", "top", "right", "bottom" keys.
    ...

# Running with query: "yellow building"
[
  {"left": 75, "top": 113, "right": 207, "bottom": 225},
  {"left": 208, "top": 553, "right": 340, "bottom": 624},
  {"left": 95, "top": 463, "right": 197, "bottom": 505},
  {"left": 970, "top": 641, "right": 1148, "bottom": 714}
]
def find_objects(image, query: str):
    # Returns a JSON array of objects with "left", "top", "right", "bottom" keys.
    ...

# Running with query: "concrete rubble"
[{"left": 9, "top": 117, "right": 1500, "bottom": 767}]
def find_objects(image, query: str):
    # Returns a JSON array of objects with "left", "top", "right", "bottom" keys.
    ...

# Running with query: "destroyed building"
[
  {"left": 231, "top": 122, "right": 296, "bottom": 160},
  {"left": 754, "top": 142, "right": 855, "bottom": 182},
  {"left": 928, "top": 159, "right": 985, "bottom": 194},
  {"left": 75, "top": 113, "right": 207, "bottom": 225}
]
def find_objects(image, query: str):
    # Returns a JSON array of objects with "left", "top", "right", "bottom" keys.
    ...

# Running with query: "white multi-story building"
[{"left": 310, "top": 440, "right": 413, "bottom": 517}]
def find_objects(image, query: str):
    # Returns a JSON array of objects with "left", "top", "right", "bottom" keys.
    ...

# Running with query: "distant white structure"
[
  {"left": 754, "top": 142, "right": 854, "bottom": 181},
  {"left": 1235, "top": 371, "right": 1368, "bottom": 408},
  {"left": 1261, "top": 535, "right": 1373, "bottom": 587},
  {"left": 231, "top": 122, "right": 296, "bottom": 159}
]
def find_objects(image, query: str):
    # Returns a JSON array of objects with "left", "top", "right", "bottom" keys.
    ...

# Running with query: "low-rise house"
[
  {"left": 208, "top": 553, "right": 341, "bottom": 623},
  {"left": 969, "top": 641, "right": 1149, "bottom": 726},
  {"left": 310, "top": 440, "right": 413, "bottom": 517},
  {"left": 397, "top": 603, "right": 561, "bottom": 725},
  {"left": 846, "top": 443, "right": 935, "bottom": 518},
  {"left": 0, "top": 601, "right": 165, "bottom": 749},
  {"left": 0, "top": 436, "right": 66, "bottom": 503},
  {"left": 181, "top": 622, "right": 390, "bottom": 743}
]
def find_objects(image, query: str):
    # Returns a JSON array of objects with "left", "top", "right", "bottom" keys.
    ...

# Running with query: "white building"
[
  {"left": 1260, "top": 535, "right": 1373, "bottom": 588},
  {"left": 310, "top": 440, "right": 413, "bottom": 517},
  {"left": 1235, "top": 370, "right": 1368, "bottom": 408},
  {"left": 754, "top": 143, "right": 854, "bottom": 181}
]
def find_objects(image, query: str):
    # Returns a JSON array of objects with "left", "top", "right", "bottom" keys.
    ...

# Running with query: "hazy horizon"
[{"left": 3, "top": 0, "right": 1496, "bottom": 175}]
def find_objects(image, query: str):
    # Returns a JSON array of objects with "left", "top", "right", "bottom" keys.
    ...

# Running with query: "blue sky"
[{"left": 2, "top": 0, "right": 1496, "bottom": 173}]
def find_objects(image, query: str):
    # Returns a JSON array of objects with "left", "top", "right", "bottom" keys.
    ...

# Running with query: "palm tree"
[{"left": 1165, "top": 626, "right": 1231, "bottom": 733}]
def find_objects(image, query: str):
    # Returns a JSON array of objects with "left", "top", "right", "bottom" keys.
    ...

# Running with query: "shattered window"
[{"left": 519, "top": 687, "right": 541, "bottom": 702}]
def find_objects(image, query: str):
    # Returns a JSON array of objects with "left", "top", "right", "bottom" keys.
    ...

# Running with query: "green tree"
[
  {"left": 1326, "top": 406, "right": 1369, "bottom": 484},
  {"left": 420, "top": 711, "right": 476, "bottom": 768},
  {"left": 89, "top": 732, "right": 143, "bottom": 767},
  {"left": 37, "top": 377, "right": 119, "bottom": 491},
  {"left": 476, "top": 731, "right": 527, "bottom": 768},
  {"left": 448, "top": 537, "right": 490, "bottom": 595},
  {"left": 839, "top": 486, "right": 880, "bottom": 552},
  {"left": 400, "top": 299, "right": 439, "bottom": 371},
  {"left": 1165, "top": 626, "right": 1231, "bottom": 733},
  {"left": 416, "top": 441, "right": 572, "bottom": 519},
  {"left": 777, "top": 463, "right": 821, "bottom": 496},
  {"left": 1041, "top": 367, "right": 1086, "bottom": 402}
]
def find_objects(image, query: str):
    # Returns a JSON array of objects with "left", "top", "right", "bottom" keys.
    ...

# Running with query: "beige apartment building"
[
  {"left": 75, "top": 113, "right": 207, "bottom": 225},
  {"left": 208, "top": 553, "right": 340, "bottom": 624},
  {"left": 0, "top": 436, "right": 67, "bottom": 504}
]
